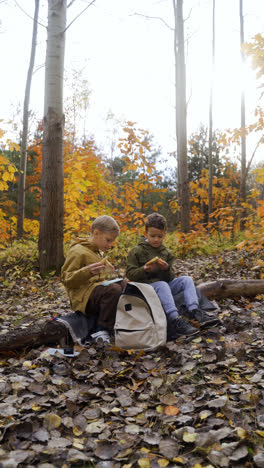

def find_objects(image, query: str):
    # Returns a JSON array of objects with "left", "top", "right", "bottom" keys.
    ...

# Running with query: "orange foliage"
[
  {"left": 113, "top": 122, "right": 165, "bottom": 231},
  {"left": 188, "top": 162, "right": 243, "bottom": 234},
  {"left": 0, "top": 151, "right": 17, "bottom": 246},
  {"left": 63, "top": 136, "right": 116, "bottom": 241}
]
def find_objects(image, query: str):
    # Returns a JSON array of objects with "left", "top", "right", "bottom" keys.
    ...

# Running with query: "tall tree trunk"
[
  {"left": 39, "top": 0, "right": 66, "bottom": 276},
  {"left": 239, "top": 0, "right": 247, "bottom": 230},
  {"left": 172, "top": 0, "right": 190, "bottom": 233},
  {"left": 208, "top": 0, "right": 215, "bottom": 222},
  {"left": 17, "top": 0, "right": 39, "bottom": 239}
]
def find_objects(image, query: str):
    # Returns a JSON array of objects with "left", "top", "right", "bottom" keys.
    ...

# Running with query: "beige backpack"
[{"left": 114, "top": 282, "right": 167, "bottom": 350}]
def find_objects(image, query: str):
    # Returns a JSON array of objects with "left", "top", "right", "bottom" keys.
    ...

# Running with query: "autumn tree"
[
  {"left": 208, "top": 0, "right": 215, "bottom": 219},
  {"left": 189, "top": 161, "right": 241, "bottom": 235},
  {"left": 0, "top": 134, "right": 17, "bottom": 246},
  {"left": 17, "top": 0, "right": 39, "bottom": 239},
  {"left": 188, "top": 126, "right": 223, "bottom": 182},
  {"left": 64, "top": 69, "right": 91, "bottom": 146},
  {"left": 239, "top": 0, "right": 247, "bottom": 229},
  {"left": 63, "top": 135, "right": 115, "bottom": 242},
  {"left": 172, "top": 0, "right": 190, "bottom": 233},
  {"left": 113, "top": 122, "right": 166, "bottom": 230},
  {"left": 39, "top": 0, "right": 66, "bottom": 276}
]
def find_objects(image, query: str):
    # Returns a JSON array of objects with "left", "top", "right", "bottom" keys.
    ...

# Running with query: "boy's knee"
[
  {"left": 108, "top": 283, "right": 123, "bottom": 297},
  {"left": 182, "top": 275, "right": 193, "bottom": 284}
]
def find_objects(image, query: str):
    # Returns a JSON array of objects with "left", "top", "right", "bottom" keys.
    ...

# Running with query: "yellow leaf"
[
  {"left": 138, "top": 458, "right": 150, "bottom": 468},
  {"left": 256, "top": 430, "right": 264, "bottom": 438},
  {"left": 200, "top": 410, "right": 211, "bottom": 420},
  {"left": 8, "top": 165, "right": 16, "bottom": 173},
  {"left": 156, "top": 405, "right": 164, "bottom": 413},
  {"left": 73, "top": 426, "right": 83, "bottom": 436},
  {"left": 183, "top": 432, "right": 196, "bottom": 442},
  {"left": 73, "top": 441, "right": 84, "bottom": 450},
  {"left": 236, "top": 427, "right": 247, "bottom": 439},
  {"left": 22, "top": 360, "right": 33, "bottom": 368},
  {"left": 192, "top": 337, "right": 202, "bottom": 343},
  {"left": 2, "top": 171, "right": 10, "bottom": 182},
  {"left": 32, "top": 404, "right": 41, "bottom": 411},
  {"left": 45, "top": 413, "right": 62, "bottom": 429},
  {"left": 158, "top": 459, "right": 169, "bottom": 467},
  {"left": 173, "top": 457, "right": 185, "bottom": 464}
]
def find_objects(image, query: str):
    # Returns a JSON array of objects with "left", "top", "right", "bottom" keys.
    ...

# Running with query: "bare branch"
[
  {"left": 245, "top": 137, "right": 263, "bottom": 178},
  {"left": 14, "top": 0, "right": 46, "bottom": 28},
  {"left": 64, "top": 0, "right": 96, "bottom": 33},
  {"left": 33, "top": 63, "right": 45, "bottom": 75},
  {"left": 67, "top": 0, "right": 77, "bottom": 7},
  {"left": 131, "top": 13, "right": 173, "bottom": 31}
]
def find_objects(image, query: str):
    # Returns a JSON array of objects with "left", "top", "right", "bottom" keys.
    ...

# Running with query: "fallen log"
[
  {"left": 0, "top": 320, "right": 67, "bottom": 354},
  {"left": 198, "top": 279, "right": 264, "bottom": 299},
  {"left": 1, "top": 279, "right": 264, "bottom": 354}
]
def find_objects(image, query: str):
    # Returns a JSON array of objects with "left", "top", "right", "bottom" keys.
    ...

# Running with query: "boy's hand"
[
  {"left": 144, "top": 257, "right": 160, "bottom": 272},
  {"left": 88, "top": 261, "right": 114, "bottom": 276},
  {"left": 144, "top": 258, "right": 168, "bottom": 272},
  {"left": 144, "top": 262, "right": 158, "bottom": 272},
  {"left": 157, "top": 258, "right": 169, "bottom": 270}
]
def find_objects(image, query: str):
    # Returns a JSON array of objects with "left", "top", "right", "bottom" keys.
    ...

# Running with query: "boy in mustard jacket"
[{"left": 61, "top": 215, "right": 126, "bottom": 343}]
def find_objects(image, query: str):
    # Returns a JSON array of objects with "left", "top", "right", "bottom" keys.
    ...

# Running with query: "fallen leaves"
[{"left": 0, "top": 249, "right": 264, "bottom": 466}]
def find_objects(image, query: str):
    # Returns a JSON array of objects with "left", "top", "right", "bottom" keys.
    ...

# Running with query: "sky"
[{"left": 1, "top": 0, "right": 264, "bottom": 165}]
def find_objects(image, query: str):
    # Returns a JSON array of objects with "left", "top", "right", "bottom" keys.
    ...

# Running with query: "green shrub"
[{"left": 0, "top": 239, "right": 39, "bottom": 274}]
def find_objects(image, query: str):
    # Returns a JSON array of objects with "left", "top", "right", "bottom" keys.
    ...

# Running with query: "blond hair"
[{"left": 91, "top": 215, "right": 120, "bottom": 234}]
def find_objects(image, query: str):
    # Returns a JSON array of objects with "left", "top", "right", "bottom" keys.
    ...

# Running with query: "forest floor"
[{"left": 0, "top": 249, "right": 264, "bottom": 467}]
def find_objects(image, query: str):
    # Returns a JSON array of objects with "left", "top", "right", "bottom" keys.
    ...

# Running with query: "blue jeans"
[{"left": 151, "top": 276, "right": 198, "bottom": 319}]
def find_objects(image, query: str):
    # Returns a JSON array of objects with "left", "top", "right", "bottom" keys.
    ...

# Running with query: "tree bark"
[
  {"left": 17, "top": 0, "right": 39, "bottom": 239},
  {"left": 172, "top": 0, "right": 190, "bottom": 232},
  {"left": 39, "top": 0, "right": 66, "bottom": 276},
  {"left": 198, "top": 279, "right": 264, "bottom": 299},
  {"left": 239, "top": 0, "right": 247, "bottom": 230},
  {"left": 208, "top": 0, "right": 215, "bottom": 220}
]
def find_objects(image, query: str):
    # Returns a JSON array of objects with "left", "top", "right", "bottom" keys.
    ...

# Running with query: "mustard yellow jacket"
[{"left": 61, "top": 236, "right": 107, "bottom": 314}]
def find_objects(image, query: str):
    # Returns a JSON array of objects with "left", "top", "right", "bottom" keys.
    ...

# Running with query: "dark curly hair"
[{"left": 145, "top": 212, "right": 167, "bottom": 231}]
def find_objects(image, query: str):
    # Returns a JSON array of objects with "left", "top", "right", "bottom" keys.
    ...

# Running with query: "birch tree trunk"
[
  {"left": 39, "top": 0, "right": 66, "bottom": 276},
  {"left": 208, "top": 0, "right": 215, "bottom": 221},
  {"left": 172, "top": 0, "right": 190, "bottom": 233},
  {"left": 239, "top": 0, "right": 247, "bottom": 230},
  {"left": 17, "top": 0, "right": 39, "bottom": 239}
]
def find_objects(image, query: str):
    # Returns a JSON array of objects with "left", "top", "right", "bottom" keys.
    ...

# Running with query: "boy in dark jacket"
[{"left": 126, "top": 212, "right": 220, "bottom": 339}]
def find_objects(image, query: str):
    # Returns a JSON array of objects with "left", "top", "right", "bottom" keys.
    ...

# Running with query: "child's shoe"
[
  {"left": 168, "top": 316, "right": 199, "bottom": 340},
  {"left": 91, "top": 330, "right": 111, "bottom": 343},
  {"left": 189, "top": 309, "right": 221, "bottom": 328}
]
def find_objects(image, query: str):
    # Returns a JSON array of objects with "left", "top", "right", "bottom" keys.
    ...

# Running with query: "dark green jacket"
[{"left": 126, "top": 237, "right": 175, "bottom": 284}]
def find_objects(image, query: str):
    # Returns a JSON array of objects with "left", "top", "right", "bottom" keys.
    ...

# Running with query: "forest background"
[{"left": 1, "top": 0, "right": 264, "bottom": 274}]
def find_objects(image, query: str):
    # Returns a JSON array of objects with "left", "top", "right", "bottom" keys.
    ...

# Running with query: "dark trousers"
[{"left": 85, "top": 280, "right": 127, "bottom": 332}]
